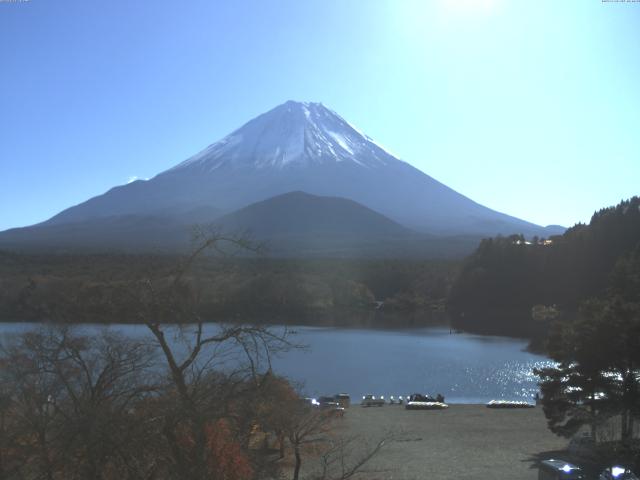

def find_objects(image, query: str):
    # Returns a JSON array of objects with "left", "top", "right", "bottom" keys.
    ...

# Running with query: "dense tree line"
[
  {"left": 0, "top": 253, "right": 457, "bottom": 324},
  {"left": 448, "top": 197, "right": 640, "bottom": 338}
]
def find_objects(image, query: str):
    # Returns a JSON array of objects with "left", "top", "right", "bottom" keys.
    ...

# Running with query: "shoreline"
[
  {"left": 0, "top": 314, "right": 533, "bottom": 340},
  {"left": 307, "top": 404, "right": 568, "bottom": 480}
]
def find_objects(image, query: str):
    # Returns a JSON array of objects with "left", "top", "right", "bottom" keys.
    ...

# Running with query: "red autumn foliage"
[{"left": 205, "top": 419, "right": 254, "bottom": 480}]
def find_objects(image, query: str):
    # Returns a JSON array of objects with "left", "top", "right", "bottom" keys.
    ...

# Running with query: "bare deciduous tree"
[
  {"left": 120, "top": 230, "right": 295, "bottom": 479},
  {"left": 0, "top": 327, "right": 158, "bottom": 480}
]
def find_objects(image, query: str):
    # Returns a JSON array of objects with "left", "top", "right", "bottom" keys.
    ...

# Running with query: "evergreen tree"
[
  {"left": 449, "top": 196, "right": 640, "bottom": 338},
  {"left": 535, "top": 246, "right": 640, "bottom": 444}
]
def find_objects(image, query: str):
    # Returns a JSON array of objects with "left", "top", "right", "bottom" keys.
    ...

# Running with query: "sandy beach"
[{"left": 311, "top": 404, "right": 569, "bottom": 480}]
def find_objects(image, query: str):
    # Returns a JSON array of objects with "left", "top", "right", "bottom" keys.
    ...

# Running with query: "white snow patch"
[
  {"left": 326, "top": 130, "right": 354, "bottom": 155},
  {"left": 168, "top": 134, "right": 244, "bottom": 171},
  {"left": 339, "top": 117, "right": 401, "bottom": 162}
]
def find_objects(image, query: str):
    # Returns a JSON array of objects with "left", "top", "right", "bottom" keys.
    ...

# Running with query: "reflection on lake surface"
[
  {"left": 0, "top": 323, "right": 552, "bottom": 404},
  {"left": 271, "top": 326, "right": 552, "bottom": 404}
]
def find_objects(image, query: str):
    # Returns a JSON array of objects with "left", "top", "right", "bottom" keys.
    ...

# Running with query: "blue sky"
[{"left": 1, "top": 0, "right": 639, "bottom": 231}]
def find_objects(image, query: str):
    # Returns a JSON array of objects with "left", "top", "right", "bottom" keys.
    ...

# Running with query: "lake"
[{"left": 0, "top": 323, "right": 552, "bottom": 404}]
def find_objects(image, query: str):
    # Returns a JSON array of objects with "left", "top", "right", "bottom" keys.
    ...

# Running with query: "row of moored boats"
[{"left": 360, "top": 394, "right": 535, "bottom": 410}]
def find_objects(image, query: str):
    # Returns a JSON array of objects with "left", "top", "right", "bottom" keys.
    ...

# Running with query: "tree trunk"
[
  {"left": 621, "top": 369, "right": 633, "bottom": 444},
  {"left": 38, "top": 428, "right": 54, "bottom": 480},
  {"left": 293, "top": 444, "right": 302, "bottom": 480},
  {"left": 621, "top": 408, "right": 629, "bottom": 443},
  {"left": 589, "top": 393, "right": 597, "bottom": 442},
  {"left": 162, "top": 417, "right": 190, "bottom": 479},
  {"left": 279, "top": 432, "right": 285, "bottom": 459},
  {"left": 193, "top": 420, "right": 208, "bottom": 480}
]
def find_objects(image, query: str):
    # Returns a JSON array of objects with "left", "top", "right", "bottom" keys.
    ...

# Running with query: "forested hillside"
[
  {"left": 448, "top": 197, "right": 640, "bottom": 337},
  {"left": 0, "top": 253, "right": 456, "bottom": 325}
]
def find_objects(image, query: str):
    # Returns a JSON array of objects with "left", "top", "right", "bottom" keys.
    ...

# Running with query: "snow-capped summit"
[{"left": 169, "top": 101, "right": 398, "bottom": 172}]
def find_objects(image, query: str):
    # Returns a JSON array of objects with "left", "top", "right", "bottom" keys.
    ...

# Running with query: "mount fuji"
[{"left": 0, "top": 101, "right": 563, "bottom": 255}]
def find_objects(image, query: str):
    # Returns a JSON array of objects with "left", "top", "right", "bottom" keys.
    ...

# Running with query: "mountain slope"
[
  {"left": 0, "top": 215, "right": 194, "bottom": 253},
  {"left": 36, "top": 101, "right": 559, "bottom": 238}
]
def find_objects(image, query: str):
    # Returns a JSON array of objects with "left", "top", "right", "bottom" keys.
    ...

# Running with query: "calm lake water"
[{"left": 0, "top": 323, "right": 552, "bottom": 404}]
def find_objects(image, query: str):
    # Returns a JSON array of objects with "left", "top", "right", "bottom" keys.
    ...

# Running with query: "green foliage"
[
  {"left": 536, "top": 297, "right": 640, "bottom": 442},
  {"left": 531, "top": 304, "right": 560, "bottom": 322},
  {"left": 610, "top": 244, "right": 640, "bottom": 304},
  {"left": 448, "top": 197, "right": 640, "bottom": 337},
  {"left": 0, "top": 254, "right": 458, "bottom": 323},
  {"left": 535, "top": 246, "right": 640, "bottom": 443}
]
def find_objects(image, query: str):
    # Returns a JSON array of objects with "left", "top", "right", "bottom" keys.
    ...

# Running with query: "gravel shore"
[{"left": 324, "top": 404, "right": 569, "bottom": 480}]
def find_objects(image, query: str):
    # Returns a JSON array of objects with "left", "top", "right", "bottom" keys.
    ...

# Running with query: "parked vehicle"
[
  {"left": 334, "top": 393, "right": 351, "bottom": 408},
  {"left": 361, "top": 394, "right": 385, "bottom": 407},
  {"left": 318, "top": 396, "right": 337, "bottom": 407},
  {"left": 303, "top": 397, "right": 320, "bottom": 407},
  {"left": 314, "top": 396, "right": 345, "bottom": 416},
  {"left": 599, "top": 466, "right": 639, "bottom": 479},
  {"left": 538, "top": 459, "right": 585, "bottom": 479}
]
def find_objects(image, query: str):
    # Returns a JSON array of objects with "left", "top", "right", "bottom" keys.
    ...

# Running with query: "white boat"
[
  {"left": 405, "top": 394, "right": 448, "bottom": 410},
  {"left": 486, "top": 399, "right": 534, "bottom": 409},
  {"left": 405, "top": 401, "right": 448, "bottom": 410}
]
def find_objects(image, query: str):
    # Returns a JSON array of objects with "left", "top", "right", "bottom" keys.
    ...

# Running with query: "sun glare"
[
  {"left": 441, "top": 0, "right": 499, "bottom": 13},
  {"left": 442, "top": 0, "right": 498, "bottom": 10}
]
